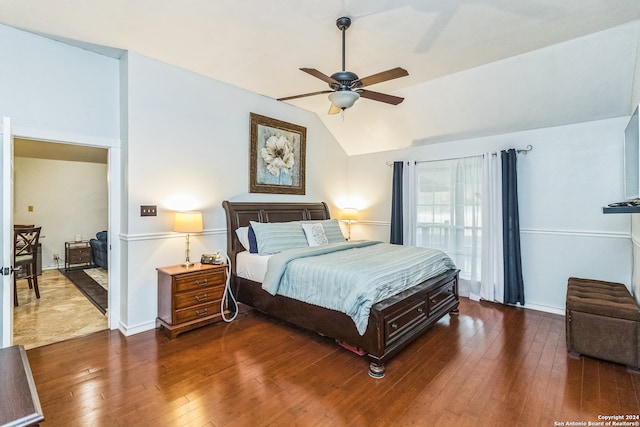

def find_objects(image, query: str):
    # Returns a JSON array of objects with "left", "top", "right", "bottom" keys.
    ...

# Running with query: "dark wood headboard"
[{"left": 222, "top": 201, "right": 331, "bottom": 275}]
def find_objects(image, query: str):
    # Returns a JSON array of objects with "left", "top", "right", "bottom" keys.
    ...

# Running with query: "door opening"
[{"left": 12, "top": 138, "right": 109, "bottom": 349}]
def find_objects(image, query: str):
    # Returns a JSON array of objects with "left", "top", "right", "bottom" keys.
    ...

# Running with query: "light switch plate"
[{"left": 140, "top": 205, "right": 157, "bottom": 216}]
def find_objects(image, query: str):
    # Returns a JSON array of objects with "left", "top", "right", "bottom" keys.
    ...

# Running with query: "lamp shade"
[
  {"left": 328, "top": 90, "right": 360, "bottom": 109},
  {"left": 173, "top": 211, "right": 203, "bottom": 233},
  {"left": 341, "top": 208, "right": 359, "bottom": 222}
]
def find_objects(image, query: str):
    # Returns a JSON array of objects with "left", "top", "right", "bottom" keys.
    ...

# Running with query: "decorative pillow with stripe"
[{"left": 249, "top": 221, "right": 309, "bottom": 255}]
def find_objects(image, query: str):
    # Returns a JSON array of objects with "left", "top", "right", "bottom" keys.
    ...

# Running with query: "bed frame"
[{"left": 222, "top": 200, "right": 459, "bottom": 378}]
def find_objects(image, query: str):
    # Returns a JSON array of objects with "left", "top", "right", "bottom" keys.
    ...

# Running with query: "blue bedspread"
[{"left": 262, "top": 241, "right": 457, "bottom": 334}]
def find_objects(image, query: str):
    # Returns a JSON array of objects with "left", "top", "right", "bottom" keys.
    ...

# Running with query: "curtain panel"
[
  {"left": 399, "top": 150, "right": 525, "bottom": 305},
  {"left": 414, "top": 156, "right": 483, "bottom": 296},
  {"left": 478, "top": 152, "right": 504, "bottom": 303},
  {"left": 501, "top": 149, "right": 525, "bottom": 305},
  {"left": 400, "top": 149, "right": 524, "bottom": 305},
  {"left": 402, "top": 161, "right": 417, "bottom": 246},
  {"left": 390, "top": 161, "right": 403, "bottom": 245}
]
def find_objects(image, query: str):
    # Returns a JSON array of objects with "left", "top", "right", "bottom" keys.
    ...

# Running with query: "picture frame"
[{"left": 249, "top": 113, "right": 306, "bottom": 195}]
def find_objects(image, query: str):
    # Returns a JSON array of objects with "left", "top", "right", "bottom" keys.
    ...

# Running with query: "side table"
[
  {"left": 65, "top": 240, "right": 92, "bottom": 270},
  {"left": 157, "top": 262, "right": 228, "bottom": 338}
]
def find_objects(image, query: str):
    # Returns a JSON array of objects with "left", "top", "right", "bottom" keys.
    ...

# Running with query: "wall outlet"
[{"left": 53, "top": 254, "right": 60, "bottom": 261}]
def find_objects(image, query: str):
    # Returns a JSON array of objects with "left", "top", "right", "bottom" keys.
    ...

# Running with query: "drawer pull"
[
  {"left": 417, "top": 307, "right": 424, "bottom": 314},
  {"left": 195, "top": 308, "right": 208, "bottom": 317},
  {"left": 391, "top": 322, "right": 398, "bottom": 330},
  {"left": 195, "top": 278, "right": 208, "bottom": 287},
  {"left": 430, "top": 298, "right": 437, "bottom": 305},
  {"left": 194, "top": 294, "right": 208, "bottom": 302}
]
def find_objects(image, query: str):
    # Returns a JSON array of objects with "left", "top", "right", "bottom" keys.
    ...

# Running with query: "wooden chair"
[{"left": 14, "top": 226, "right": 41, "bottom": 306}]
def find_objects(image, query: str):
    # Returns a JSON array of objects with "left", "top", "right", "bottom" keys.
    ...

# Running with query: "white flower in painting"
[{"left": 261, "top": 135, "right": 295, "bottom": 176}]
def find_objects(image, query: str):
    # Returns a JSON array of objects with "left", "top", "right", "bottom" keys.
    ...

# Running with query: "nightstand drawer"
[
  {"left": 69, "top": 251, "right": 91, "bottom": 263},
  {"left": 174, "top": 270, "right": 226, "bottom": 293},
  {"left": 175, "top": 301, "right": 221, "bottom": 324},
  {"left": 174, "top": 285, "right": 225, "bottom": 310}
]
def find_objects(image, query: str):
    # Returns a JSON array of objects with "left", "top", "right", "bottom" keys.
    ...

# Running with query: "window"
[{"left": 416, "top": 156, "right": 483, "bottom": 283}]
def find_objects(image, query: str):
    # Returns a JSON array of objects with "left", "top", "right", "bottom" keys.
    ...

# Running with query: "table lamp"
[
  {"left": 173, "top": 211, "right": 203, "bottom": 267},
  {"left": 341, "top": 208, "right": 358, "bottom": 240}
]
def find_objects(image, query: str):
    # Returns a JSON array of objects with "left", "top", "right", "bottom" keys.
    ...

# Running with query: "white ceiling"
[{"left": 1, "top": 0, "right": 640, "bottom": 155}]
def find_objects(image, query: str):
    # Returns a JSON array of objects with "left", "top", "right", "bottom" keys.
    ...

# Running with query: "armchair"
[{"left": 89, "top": 231, "right": 108, "bottom": 270}]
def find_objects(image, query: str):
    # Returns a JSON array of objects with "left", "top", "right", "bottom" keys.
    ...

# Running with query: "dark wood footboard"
[
  {"left": 365, "top": 269, "right": 459, "bottom": 377},
  {"left": 233, "top": 270, "right": 459, "bottom": 378}
]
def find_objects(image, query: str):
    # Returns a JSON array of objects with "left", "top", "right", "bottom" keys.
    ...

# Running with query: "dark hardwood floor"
[{"left": 25, "top": 298, "right": 640, "bottom": 426}]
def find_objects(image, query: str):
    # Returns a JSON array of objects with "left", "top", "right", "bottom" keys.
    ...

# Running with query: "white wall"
[
  {"left": 629, "top": 27, "right": 640, "bottom": 303},
  {"left": 348, "top": 117, "right": 631, "bottom": 313},
  {"left": 0, "top": 24, "right": 122, "bottom": 330},
  {"left": 13, "top": 156, "right": 108, "bottom": 269},
  {"left": 631, "top": 216, "right": 640, "bottom": 304},
  {"left": 633, "top": 27, "right": 640, "bottom": 110},
  {"left": 0, "top": 25, "right": 120, "bottom": 142},
  {"left": 2, "top": 21, "right": 636, "bottom": 332},
  {"left": 0, "top": 24, "right": 348, "bottom": 336},
  {"left": 118, "top": 52, "right": 348, "bottom": 333}
]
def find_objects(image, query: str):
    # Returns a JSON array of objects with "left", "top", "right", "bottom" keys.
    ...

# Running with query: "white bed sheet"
[{"left": 236, "top": 251, "right": 271, "bottom": 282}]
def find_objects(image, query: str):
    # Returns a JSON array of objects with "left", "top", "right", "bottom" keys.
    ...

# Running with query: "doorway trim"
[{"left": 12, "top": 124, "right": 121, "bottom": 330}]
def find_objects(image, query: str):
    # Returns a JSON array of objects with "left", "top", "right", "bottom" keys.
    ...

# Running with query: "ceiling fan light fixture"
[
  {"left": 328, "top": 90, "right": 360, "bottom": 109},
  {"left": 278, "top": 16, "right": 408, "bottom": 110}
]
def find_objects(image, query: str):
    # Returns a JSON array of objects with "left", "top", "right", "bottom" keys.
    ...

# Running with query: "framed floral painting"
[{"left": 249, "top": 113, "right": 306, "bottom": 195}]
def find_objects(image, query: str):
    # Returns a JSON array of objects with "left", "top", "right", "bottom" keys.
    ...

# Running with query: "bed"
[{"left": 222, "top": 200, "right": 460, "bottom": 378}]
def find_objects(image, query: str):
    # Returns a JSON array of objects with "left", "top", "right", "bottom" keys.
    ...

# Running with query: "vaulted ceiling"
[{"left": 1, "top": 1, "right": 640, "bottom": 155}]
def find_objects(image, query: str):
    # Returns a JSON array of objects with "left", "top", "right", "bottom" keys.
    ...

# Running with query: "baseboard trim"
[
  {"left": 522, "top": 302, "right": 565, "bottom": 316},
  {"left": 118, "top": 320, "right": 156, "bottom": 336},
  {"left": 461, "top": 295, "right": 566, "bottom": 316}
]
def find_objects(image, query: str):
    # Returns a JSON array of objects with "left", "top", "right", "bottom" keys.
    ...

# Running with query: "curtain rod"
[{"left": 385, "top": 144, "right": 533, "bottom": 167}]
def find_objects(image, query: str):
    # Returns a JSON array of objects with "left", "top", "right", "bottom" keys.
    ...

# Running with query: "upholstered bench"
[{"left": 566, "top": 277, "right": 640, "bottom": 370}]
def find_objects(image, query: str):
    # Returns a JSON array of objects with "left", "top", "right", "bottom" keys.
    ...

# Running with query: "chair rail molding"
[
  {"left": 120, "top": 228, "right": 225, "bottom": 242},
  {"left": 519, "top": 228, "right": 630, "bottom": 240}
]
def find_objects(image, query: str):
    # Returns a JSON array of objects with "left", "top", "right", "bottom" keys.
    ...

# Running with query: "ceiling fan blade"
[
  {"left": 328, "top": 103, "right": 341, "bottom": 115},
  {"left": 353, "top": 67, "right": 409, "bottom": 88},
  {"left": 300, "top": 68, "right": 340, "bottom": 86},
  {"left": 277, "top": 90, "right": 333, "bottom": 102},
  {"left": 359, "top": 89, "right": 404, "bottom": 105}
]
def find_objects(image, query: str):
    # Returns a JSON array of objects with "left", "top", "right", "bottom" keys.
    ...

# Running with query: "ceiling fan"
[{"left": 277, "top": 16, "right": 409, "bottom": 115}]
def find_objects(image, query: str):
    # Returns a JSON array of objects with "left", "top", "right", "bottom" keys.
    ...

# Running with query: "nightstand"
[
  {"left": 156, "top": 262, "right": 228, "bottom": 339},
  {"left": 65, "top": 241, "right": 92, "bottom": 270}
]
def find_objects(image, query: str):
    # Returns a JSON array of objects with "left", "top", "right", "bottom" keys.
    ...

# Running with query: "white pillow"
[
  {"left": 302, "top": 223, "right": 329, "bottom": 247},
  {"left": 235, "top": 227, "right": 251, "bottom": 251}
]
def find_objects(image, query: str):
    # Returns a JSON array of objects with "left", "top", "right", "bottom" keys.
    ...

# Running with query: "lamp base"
[{"left": 181, "top": 234, "right": 193, "bottom": 267}]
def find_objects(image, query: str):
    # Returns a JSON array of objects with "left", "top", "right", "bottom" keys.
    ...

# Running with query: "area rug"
[
  {"left": 60, "top": 268, "right": 108, "bottom": 315},
  {"left": 83, "top": 268, "right": 108, "bottom": 290}
]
